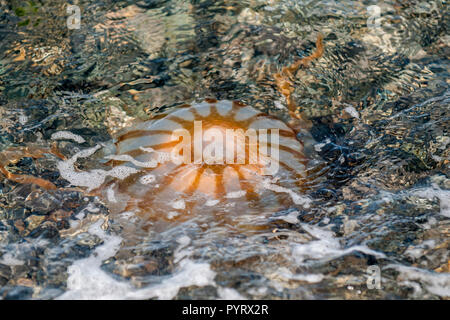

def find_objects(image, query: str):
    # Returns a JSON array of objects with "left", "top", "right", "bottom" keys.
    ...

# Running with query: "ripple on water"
[{"left": 0, "top": 0, "right": 448, "bottom": 299}]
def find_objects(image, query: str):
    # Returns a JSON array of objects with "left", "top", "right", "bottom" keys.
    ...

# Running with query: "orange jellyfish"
[
  {"left": 98, "top": 99, "right": 312, "bottom": 222},
  {"left": 0, "top": 34, "right": 324, "bottom": 227}
]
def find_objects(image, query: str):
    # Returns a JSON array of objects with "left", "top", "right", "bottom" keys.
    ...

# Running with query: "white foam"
[
  {"left": 225, "top": 190, "right": 246, "bottom": 199},
  {"left": 218, "top": 287, "right": 246, "bottom": 300},
  {"left": 18, "top": 114, "right": 28, "bottom": 125},
  {"left": 412, "top": 184, "right": 450, "bottom": 218},
  {"left": 105, "top": 154, "right": 160, "bottom": 168},
  {"left": 273, "top": 100, "right": 285, "bottom": 109},
  {"left": 127, "top": 259, "right": 216, "bottom": 300},
  {"left": 404, "top": 240, "right": 436, "bottom": 260},
  {"left": 262, "top": 178, "right": 311, "bottom": 208},
  {"left": 247, "top": 286, "right": 268, "bottom": 296},
  {"left": 57, "top": 219, "right": 125, "bottom": 300},
  {"left": 75, "top": 203, "right": 99, "bottom": 220},
  {"left": 386, "top": 264, "right": 450, "bottom": 298},
  {"left": 120, "top": 211, "right": 135, "bottom": 219},
  {"left": 139, "top": 174, "right": 156, "bottom": 185},
  {"left": 437, "top": 136, "right": 450, "bottom": 150},
  {"left": 51, "top": 131, "right": 86, "bottom": 144},
  {"left": 0, "top": 252, "right": 24, "bottom": 266},
  {"left": 174, "top": 236, "right": 192, "bottom": 263},
  {"left": 58, "top": 218, "right": 217, "bottom": 300},
  {"left": 275, "top": 267, "right": 324, "bottom": 284},
  {"left": 277, "top": 211, "right": 300, "bottom": 224},
  {"left": 291, "top": 224, "right": 385, "bottom": 265},
  {"left": 176, "top": 235, "right": 191, "bottom": 247},
  {"left": 288, "top": 273, "right": 324, "bottom": 283},
  {"left": 139, "top": 146, "right": 155, "bottom": 153},
  {"left": 85, "top": 203, "right": 100, "bottom": 213},
  {"left": 167, "top": 211, "right": 181, "bottom": 219},
  {"left": 140, "top": 147, "right": 172, "bottom": 163},
  {"left": 314, "top": 143, "right": 325, "bottom": 152},
  {"left": 0, "top": 240, "right": 49, "bottom": 267},
  {"left": 106, "top": 184, "right": 117, "bottom": 203},
  {"left": 205, "top": 199, "right": 220, "bottom": 206},
  {"left": 314, "top": 139, "right": 330, "bottom": 152},
  {"left": 171, "top": 199, "right": 186, "bottom": 210},
  {"left": 107, "top": 145, "right": 173, "bottom": 168},
  {"left": 57, "top": 145, "right": 139, "bottom": 191},
  {"left": 344, "top": 106, "right": 360, "bottom": 119}
]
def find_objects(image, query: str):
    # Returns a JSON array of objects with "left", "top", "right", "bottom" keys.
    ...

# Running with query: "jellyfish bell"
[{"left": 98, "top": 100, "right": 312, "bottom": 225}]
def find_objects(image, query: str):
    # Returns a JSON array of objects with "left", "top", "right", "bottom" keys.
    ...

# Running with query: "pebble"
[{"left": 25, "top": 215, "right": 46, "bottom": 231}]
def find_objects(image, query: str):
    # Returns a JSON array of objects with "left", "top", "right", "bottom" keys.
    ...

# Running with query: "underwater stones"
[
  {"left": 434, "top": 260, "right": 450, "bottom": 273},
  {"left": 34, "top": 287, "right": 65, "bottom": 300},
  {"left": 0, "top": 0, "right": 447, "bottom": 300},
  {"left": 30, "top": 46, "right": 65, "bottom": 76},
  {"left": 15, "top": 277, "right": 34, "bottom": 287},
  {"left": 342, "top": 219, "right": 359, "bottom": 235},
  {"left": 0, "top": 263, "right": 11, "bottom": 286},
  {"left": 13, "top": 220, "right": 26, "bottom": 235},
  {"left": 24, "top": 215, "right": 45, "bottom": 231},
  {"left": 47, "top": 209, "right": 72, "bottom": 229},
  {"left": 23, "top": 190, "right": 62, "bottom": 213},
  {"left": 28, "top": 221, "right": 59, "bottom": 240},
  {"left": 74, "top": 232, "right": 103, "bottom": 249},
  {"left": 175, "top": 285, "right": 218, "bottom": 300},
  {"left": 269, "top": 208, "right": 301, "bottom": 225},
  {"left": 368, "top": 224, "right": 421, "bottom": 256},
  {"left": 312, "top": 188, "right": 337, "bottom": 200},
  {"left": 102, "top": 256, "right": 167, "bottom": 280},
  {"left": 1, "top": 285, "right": 34, "bottom": 300}
]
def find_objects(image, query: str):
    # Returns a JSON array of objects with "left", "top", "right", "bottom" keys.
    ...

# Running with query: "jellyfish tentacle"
[
  {"left": 274, "top": 33, "right": 324, "bottom": 125},
  {"left": 0, "top": 143, "right": 65, "bottom": 190}
]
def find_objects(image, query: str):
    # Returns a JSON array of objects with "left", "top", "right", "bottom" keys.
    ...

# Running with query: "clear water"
[{"left": 0, "top": 0, "right": 448, "bottom": 299}]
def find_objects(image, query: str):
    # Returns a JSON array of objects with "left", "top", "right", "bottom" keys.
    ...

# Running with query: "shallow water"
[{"left": 0, "top": 0, "right": 449, "bottom": 299}]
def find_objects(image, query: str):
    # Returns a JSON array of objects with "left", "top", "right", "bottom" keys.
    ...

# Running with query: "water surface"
[{"left": 0, "top": 0, "right": 448, "bottom": 299}]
